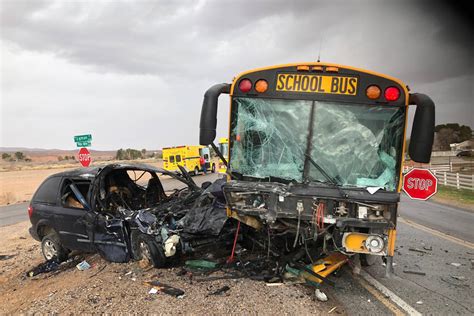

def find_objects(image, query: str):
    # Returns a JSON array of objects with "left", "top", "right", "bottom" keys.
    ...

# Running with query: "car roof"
[
  {"left": 50, "top": 163, "right": 169, "bottom": 180},
  {"left": 51, "top": 167, "right": 102, "bottom": 179}
]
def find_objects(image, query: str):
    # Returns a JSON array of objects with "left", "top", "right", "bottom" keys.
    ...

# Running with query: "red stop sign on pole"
[
  {"left": 403, "top": 168, "right": 437, "bottom": 200},
  {"left": 78, "top": 147, "right": 91, "bottom": 167}
]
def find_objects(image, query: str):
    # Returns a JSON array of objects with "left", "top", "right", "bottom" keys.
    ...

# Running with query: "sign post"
[
  {"left": 78, "top": 147, "right": 92, "bottom": 167},
  {"left": 74, "top": 134, "right": 92, "bottom": 167},
  {"left": 402, "top": 168, "right": 437, "bottom": 200}
]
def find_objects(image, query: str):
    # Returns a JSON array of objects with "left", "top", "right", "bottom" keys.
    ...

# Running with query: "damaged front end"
[
  {"left": 222, "top": 97, "right": 404, "bottom": 268},
  {"left": 81, "top": 164, "right": 232, "bottom": 266},
  {"left": 224, "top": 180, "right": 398, "bottom": 259}
]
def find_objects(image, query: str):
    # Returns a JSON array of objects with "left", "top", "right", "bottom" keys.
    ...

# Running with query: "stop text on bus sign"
[
  {"left": 78, "top": 147, "right": 92, "bottom": 167},
  {"left": 403, "top": 168, "right": 437, "bottom": 200}
]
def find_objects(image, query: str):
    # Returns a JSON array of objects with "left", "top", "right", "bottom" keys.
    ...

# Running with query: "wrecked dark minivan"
[{"left": 28, "top": 163, "right": 231, "bottom": 267}]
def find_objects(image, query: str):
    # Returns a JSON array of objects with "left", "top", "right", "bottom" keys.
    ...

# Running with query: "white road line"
[
  {"left": 399, "top": 217, "right": 474, "bottom": 249},
  {"left": 359, "top": 270, "right": 422, "bottom": 316}
]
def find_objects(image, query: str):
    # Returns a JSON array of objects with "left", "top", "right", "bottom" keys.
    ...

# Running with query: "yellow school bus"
[
  {"left": 198, "top": 62, "right": 434, "bottom": 276},
  {"left": 162, "top": 145, "right": 216, "bottom": 175}
]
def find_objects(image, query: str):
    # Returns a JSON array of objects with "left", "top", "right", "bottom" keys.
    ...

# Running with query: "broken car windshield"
[{"left": 230, "top": 97, "right": 405, "bottom": 191}]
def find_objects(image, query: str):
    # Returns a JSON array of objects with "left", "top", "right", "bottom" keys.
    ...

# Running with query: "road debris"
[
  {"left": 0, "top": 254, "right": 16, "bottom": 260},
  {"left": 27, "top": 259, "right": 60, "bottom": 277},
  {"left": 451, "top": 275, "right": 467, "bottom": 281},
  {"left": 185, "top": 260, "right": 218, "bottom": 270},
  {"left": 208, "top": 285, "right": 230, "bottom": 295},
  {"left": 76, "top": 260, "right": 91, "bottom": 271},
  {"left": 315, "top": 289, "right": 328, "bottom": 302},
  {"left": 145, "top": 280, "right": 185, "bottom": 297},
  {"left": 403, "top": 270, "right": 426, "bottom": 276},
  {"left": 416, "top": 300, "right": 423, "bottom": 305},
  {"left": 26, "top": 257, "right": 83, "bottom": 277},
  {"left": 450, "top": 262, "right": 462, "bottom": 267},
  {"left": 409, "top": 247, "right": 431, "bottom": 254}
]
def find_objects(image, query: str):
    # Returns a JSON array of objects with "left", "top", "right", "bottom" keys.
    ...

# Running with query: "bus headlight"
[{"left": 365, "top": 235, "right": 385, "bottom": 253}]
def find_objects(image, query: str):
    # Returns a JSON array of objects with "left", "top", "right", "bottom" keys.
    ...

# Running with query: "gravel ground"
[{"left": 0, "top": 221, "right": 344, "bottom": 315}]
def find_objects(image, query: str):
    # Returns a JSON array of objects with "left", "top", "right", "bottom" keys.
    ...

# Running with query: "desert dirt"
[{"left": 0, "top": 221, "right": 343, "bottom": 315}]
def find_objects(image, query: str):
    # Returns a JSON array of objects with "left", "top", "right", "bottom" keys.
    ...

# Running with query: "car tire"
[
  {"left": 135, "top": 234, "right": 166, "bottom": 268},
  {"left": 41, "top": 232, "right": 69, "bottom": 262},
  {"left": 360, "top": 254, "right": 379, "bottom": 266},
  {"left": 211, "top": 164, "right": 216, "bottom": 173}
]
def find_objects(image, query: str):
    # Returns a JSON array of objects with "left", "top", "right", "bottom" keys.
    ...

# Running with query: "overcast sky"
[{"left": 1, "top": 0, "right": 472, "bottom": 150}]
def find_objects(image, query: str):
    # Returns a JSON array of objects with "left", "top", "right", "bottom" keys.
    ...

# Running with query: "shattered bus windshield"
[{"left": 230, "top": 97, "right": 405, "bottom": 191}]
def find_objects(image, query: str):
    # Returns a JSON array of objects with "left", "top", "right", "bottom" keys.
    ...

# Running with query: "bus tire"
[
  {"left": 194, "top": 166, "right": 199, "bottom": 176},
  {"left": 211, "top": 164, "right": 216, "bottom": 173}
]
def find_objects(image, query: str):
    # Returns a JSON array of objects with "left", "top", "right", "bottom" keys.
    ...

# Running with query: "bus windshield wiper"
[{"left": 304, "top": 153, "right": 348, "bottom": 199}]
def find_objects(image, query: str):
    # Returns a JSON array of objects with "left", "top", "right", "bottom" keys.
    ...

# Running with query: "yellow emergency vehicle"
[
  {"left": 218, "top": 137, "right": 229, "bottom": 174},
  {"left": 162, "top": 145, "right": 215, "bottom": 175}
]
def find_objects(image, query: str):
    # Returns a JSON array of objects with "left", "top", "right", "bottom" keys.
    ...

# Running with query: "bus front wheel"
[
  {"left": 211, "top": 164, "right": 216, "bottom": 173},
  {"left": 194, "top": 166, "right": 199, "bottom": 176}
]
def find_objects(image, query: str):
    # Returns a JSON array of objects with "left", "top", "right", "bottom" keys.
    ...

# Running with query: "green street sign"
[
  {"left": 74, "top": 134, "right": 92, "bottom": 143},
  {"left": 76, "top": 141, "right": 91, "bottom": 148}
]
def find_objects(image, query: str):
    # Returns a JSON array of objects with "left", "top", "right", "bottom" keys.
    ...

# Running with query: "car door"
[
  {"left": 31, "top": 176, "right": 63, "bottom": 235},
  {"left": 55, "top": 178, "right": 93, "bottom": 251}
]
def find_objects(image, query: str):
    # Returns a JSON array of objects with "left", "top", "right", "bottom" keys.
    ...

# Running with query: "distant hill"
[{"left": 0, "top": 147, "right": 161, "bottom": 163}]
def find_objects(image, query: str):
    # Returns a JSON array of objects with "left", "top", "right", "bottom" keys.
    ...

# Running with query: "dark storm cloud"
[
  {"left": 2, "top": 0, "right": 471, "bottom": 81},
  {"left": 1, "top": 0, "right": 472, "bottom": 149}
]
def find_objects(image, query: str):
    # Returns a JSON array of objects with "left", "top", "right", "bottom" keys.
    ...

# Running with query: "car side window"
[
  {"left": 60, "top": 179, "right": 91, "bottom": 209},
  {"left": 33, "top": 176, "right": 62, "bottom": 205}
]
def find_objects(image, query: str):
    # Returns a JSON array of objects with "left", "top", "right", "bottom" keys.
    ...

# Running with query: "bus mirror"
[
  {"left": 199, "top": 83, "right": 231, "bottom": 145},
  {"left": 408, "top": 93, "right": 435, "bottom": 163}
]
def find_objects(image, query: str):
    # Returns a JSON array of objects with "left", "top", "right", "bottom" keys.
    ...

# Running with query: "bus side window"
[
  {"left": 170, "top": 155, "right": 175, "bottom": 163},
  {"left": 176, "top": 155, "right": 182, "bottom": 163}
]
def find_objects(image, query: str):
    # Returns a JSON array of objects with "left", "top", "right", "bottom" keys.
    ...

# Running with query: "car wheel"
[
  {"left": 211, "top": 164, "right": 216, "bottom": 173},
  {"left": 194, "top": 166, "right": 199, "bottom": 176},
  {"left": 360, "top": 254, "right": 379, "bottom": 266},
  {"left": 136, "top": 234, "right": 166, "bottom": 268},
  {"left": 41, "top": 232, "right": 68, "bottom": 262}
]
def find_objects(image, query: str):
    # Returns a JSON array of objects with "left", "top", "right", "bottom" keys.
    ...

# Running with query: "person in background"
[{"left": 200, "top": 155, "right": 207, "bottom": 174}]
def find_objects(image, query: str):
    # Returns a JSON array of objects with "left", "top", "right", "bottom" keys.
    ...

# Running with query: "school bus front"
[{"left": 198, "top": 63, "right": 435, "bottom": 273}]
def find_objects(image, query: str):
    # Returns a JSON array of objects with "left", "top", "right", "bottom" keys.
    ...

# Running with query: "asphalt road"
[
  {"left": 399, "top": 193, "right": 474, "bottom": 243},
  {"left": 1, "top": 175, "right": 473, "bottom": 314},
  {"left": 332, "top": 194, "right": 474, "bottom": 315}
]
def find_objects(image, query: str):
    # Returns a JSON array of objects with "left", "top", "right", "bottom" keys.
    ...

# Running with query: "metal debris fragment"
[
  {"left": 403, "top": 270, "right": 426, "bottom": 276},
  {"left": 145, "top": 281, "right": 185, "bottom": 297},
  {"left": 409, "top": 247, "right": 430, "bottom": 254}
]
